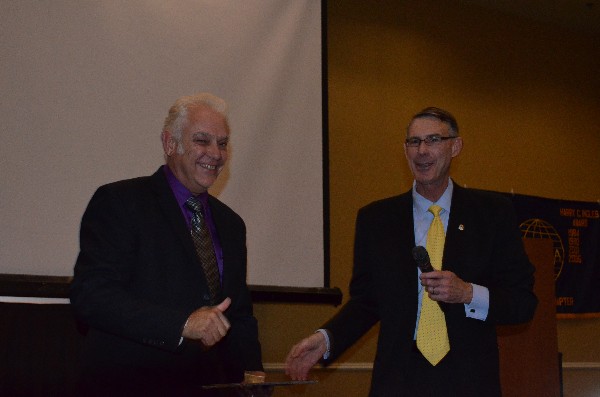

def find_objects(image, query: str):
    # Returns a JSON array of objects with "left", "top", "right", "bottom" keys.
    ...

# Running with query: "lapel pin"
[{"left": 458, "top": 224, "right": 465, "bottom": 231}]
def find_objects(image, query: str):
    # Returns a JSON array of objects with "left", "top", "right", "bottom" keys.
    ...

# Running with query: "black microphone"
[{"left": 412, "top": 246, "right": 434, "bottom": 273}]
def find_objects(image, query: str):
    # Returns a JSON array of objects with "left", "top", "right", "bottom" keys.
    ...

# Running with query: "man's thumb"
[{"left": 216, "top": 297, "right": 231, "bottom": 312}]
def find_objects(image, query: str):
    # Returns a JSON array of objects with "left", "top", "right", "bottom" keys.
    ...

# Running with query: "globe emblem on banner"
[{"left": 519, "top": 218, "right": 564, "bottom": 280}]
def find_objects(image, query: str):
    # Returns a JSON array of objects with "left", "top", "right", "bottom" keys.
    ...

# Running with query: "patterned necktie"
[
  {"left": 185, "top": 196, "right": 221, "bottom": 304},
  {"left": 416, "top": 204, "right": 450, "bottom": 365}
]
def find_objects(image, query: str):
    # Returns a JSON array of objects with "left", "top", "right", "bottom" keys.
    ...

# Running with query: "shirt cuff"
[
  {"left": 464, "top": 283, "right": 489, "bottom": 321},
  {"left": 315, "top": 329, "right": 331, "bottom": 360},
  {"left": 179, "top": 317, "right": 190, "bottom": 346}
]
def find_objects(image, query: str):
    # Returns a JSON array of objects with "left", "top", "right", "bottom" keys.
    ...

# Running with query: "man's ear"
[
  {"left": 451, "top": 136, "right": 463, "bottom": 158},
  {"left": 161, "top": 131, "right": 176, "bottom": 156}
]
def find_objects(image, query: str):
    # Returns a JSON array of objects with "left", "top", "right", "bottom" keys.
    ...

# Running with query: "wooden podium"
[{"left": 497, "top": 238, "right": 561, "bottom": 397}]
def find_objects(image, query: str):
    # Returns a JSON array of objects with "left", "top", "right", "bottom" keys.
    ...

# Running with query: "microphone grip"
[{"left": 412, "top": 246, "right": 434, "bottom": 273}]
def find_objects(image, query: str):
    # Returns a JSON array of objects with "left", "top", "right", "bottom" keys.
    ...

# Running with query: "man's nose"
[
  {"left": 416, "top": 140, "right": 429, "bottom": 153},
  {"left": 206, "top": 142, "right": 222, "bottom": 159}
]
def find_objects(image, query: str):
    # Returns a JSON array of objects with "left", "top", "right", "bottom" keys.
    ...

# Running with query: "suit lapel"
[
  {"left": 383, "top": 191, "right": 420, "bottom": 344},
  {"left": 377, "top": 191, "right": 418, "bottom": 318},
  {"left": 398, "top": 191, "right": 416, "bottom": 255},
  {"left": 399, "top": 190, "right": 420, "bottom": 307},
  {"left": 149, "top": 168, "right": 206, "bottom": 280},
  {"left": 444, "top": 183, "right": 470, "bottom": 273}
]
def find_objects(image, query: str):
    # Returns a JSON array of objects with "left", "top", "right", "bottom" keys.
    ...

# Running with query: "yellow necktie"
[{"left": 416, "top": 204, "right": 450, "bottom": 365}]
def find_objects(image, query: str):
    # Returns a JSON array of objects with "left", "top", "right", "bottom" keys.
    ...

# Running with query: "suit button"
[{"left": 203, "top": 293, "right": 210, "bottom": 301}]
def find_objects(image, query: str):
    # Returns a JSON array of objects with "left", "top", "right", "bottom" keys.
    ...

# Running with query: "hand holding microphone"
[
  {"left": 412, "top": 246, "right": 434, "bottom": 273},
  {"left": 412, "top": 246, "right": 473, "bottom": 303}
]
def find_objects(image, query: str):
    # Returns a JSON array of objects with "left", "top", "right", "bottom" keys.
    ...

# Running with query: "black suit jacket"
[
  {"left": 322, "top": 184, "right": 537, "bottom": 397},
  {"left": 70, "top": 167, "right": 262, "bottom": 396}
]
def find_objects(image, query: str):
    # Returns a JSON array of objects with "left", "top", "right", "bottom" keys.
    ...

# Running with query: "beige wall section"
[{"left": 256, "top": 1, "right": 600, "bottom": 396}]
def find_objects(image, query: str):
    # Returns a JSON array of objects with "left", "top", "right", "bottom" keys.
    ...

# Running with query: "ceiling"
[{"left": 461, "top": 0, "right": 600, "bottom": 36}]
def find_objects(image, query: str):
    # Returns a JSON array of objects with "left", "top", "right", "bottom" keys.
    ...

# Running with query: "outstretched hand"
[
  {"left": 285, "top": 332, "right": 327, "bottom": 381},
  {"left": 182, "top": 297, "right": 231, "bottom": 347}
]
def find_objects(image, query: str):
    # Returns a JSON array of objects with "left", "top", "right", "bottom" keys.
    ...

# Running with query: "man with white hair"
[{"left": 71, "top": 93, "right": 265, "bottom": 396}]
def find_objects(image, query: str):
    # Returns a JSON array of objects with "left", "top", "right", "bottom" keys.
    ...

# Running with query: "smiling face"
[
  {"left": 163, "top": 104, "right": 229, "bottom": 194},
  {"left": 404, "top": 116, "right": 462, "bottom": 202}
]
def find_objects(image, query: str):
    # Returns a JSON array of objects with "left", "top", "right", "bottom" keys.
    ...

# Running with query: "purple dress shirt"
[{"left": 163, "top": 165, "right": 224, "bottom": 280}]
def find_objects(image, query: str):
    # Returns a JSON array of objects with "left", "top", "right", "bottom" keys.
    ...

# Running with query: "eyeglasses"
[{"left": 405, "top": 135, "right": 457, "bottom": 147}]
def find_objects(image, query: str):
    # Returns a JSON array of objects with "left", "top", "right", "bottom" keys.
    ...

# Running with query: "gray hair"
[
  {"left": 407, "top": 107, "right": 459, "bottom": 137},
  {"left": 162, "top": 93, "right": 229, "bottom": 153}
]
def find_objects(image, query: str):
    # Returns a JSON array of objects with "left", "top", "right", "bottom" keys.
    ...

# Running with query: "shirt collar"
[
  {"left": 163, "top": 165, "right": 209, "bottom": 209},
  {"left": 412, "top": 178, "right": 453, "bottom": 215}
]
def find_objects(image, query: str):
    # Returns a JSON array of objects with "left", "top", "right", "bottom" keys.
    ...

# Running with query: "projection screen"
[{"left": 0, "top": 0, "right": 326, "bottom": 289}]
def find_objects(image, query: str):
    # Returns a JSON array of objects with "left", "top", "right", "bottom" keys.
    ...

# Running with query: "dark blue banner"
[{"left": 504, "top": 193, "right": 600, "bottom": 317}]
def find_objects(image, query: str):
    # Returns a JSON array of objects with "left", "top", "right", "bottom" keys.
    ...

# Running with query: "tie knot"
[
  {"left": 429, "top": 204, "right": 442, "bottom": 217},
  {"left": 185, "top": 196, "right": 204, "bottom": 214}
]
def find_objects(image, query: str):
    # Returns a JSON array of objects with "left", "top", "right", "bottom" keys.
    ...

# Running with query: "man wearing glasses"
[{"left": 286, "top": 107, "right": 537, "bottom": 396}]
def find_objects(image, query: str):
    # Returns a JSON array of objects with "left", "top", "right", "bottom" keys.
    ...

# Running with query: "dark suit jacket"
[
  {"left": 70, "top": 167, "right": 262, "bottom": 396},
  {"left": 322, "top": 184, "right": 537, "bottom": 397}
]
